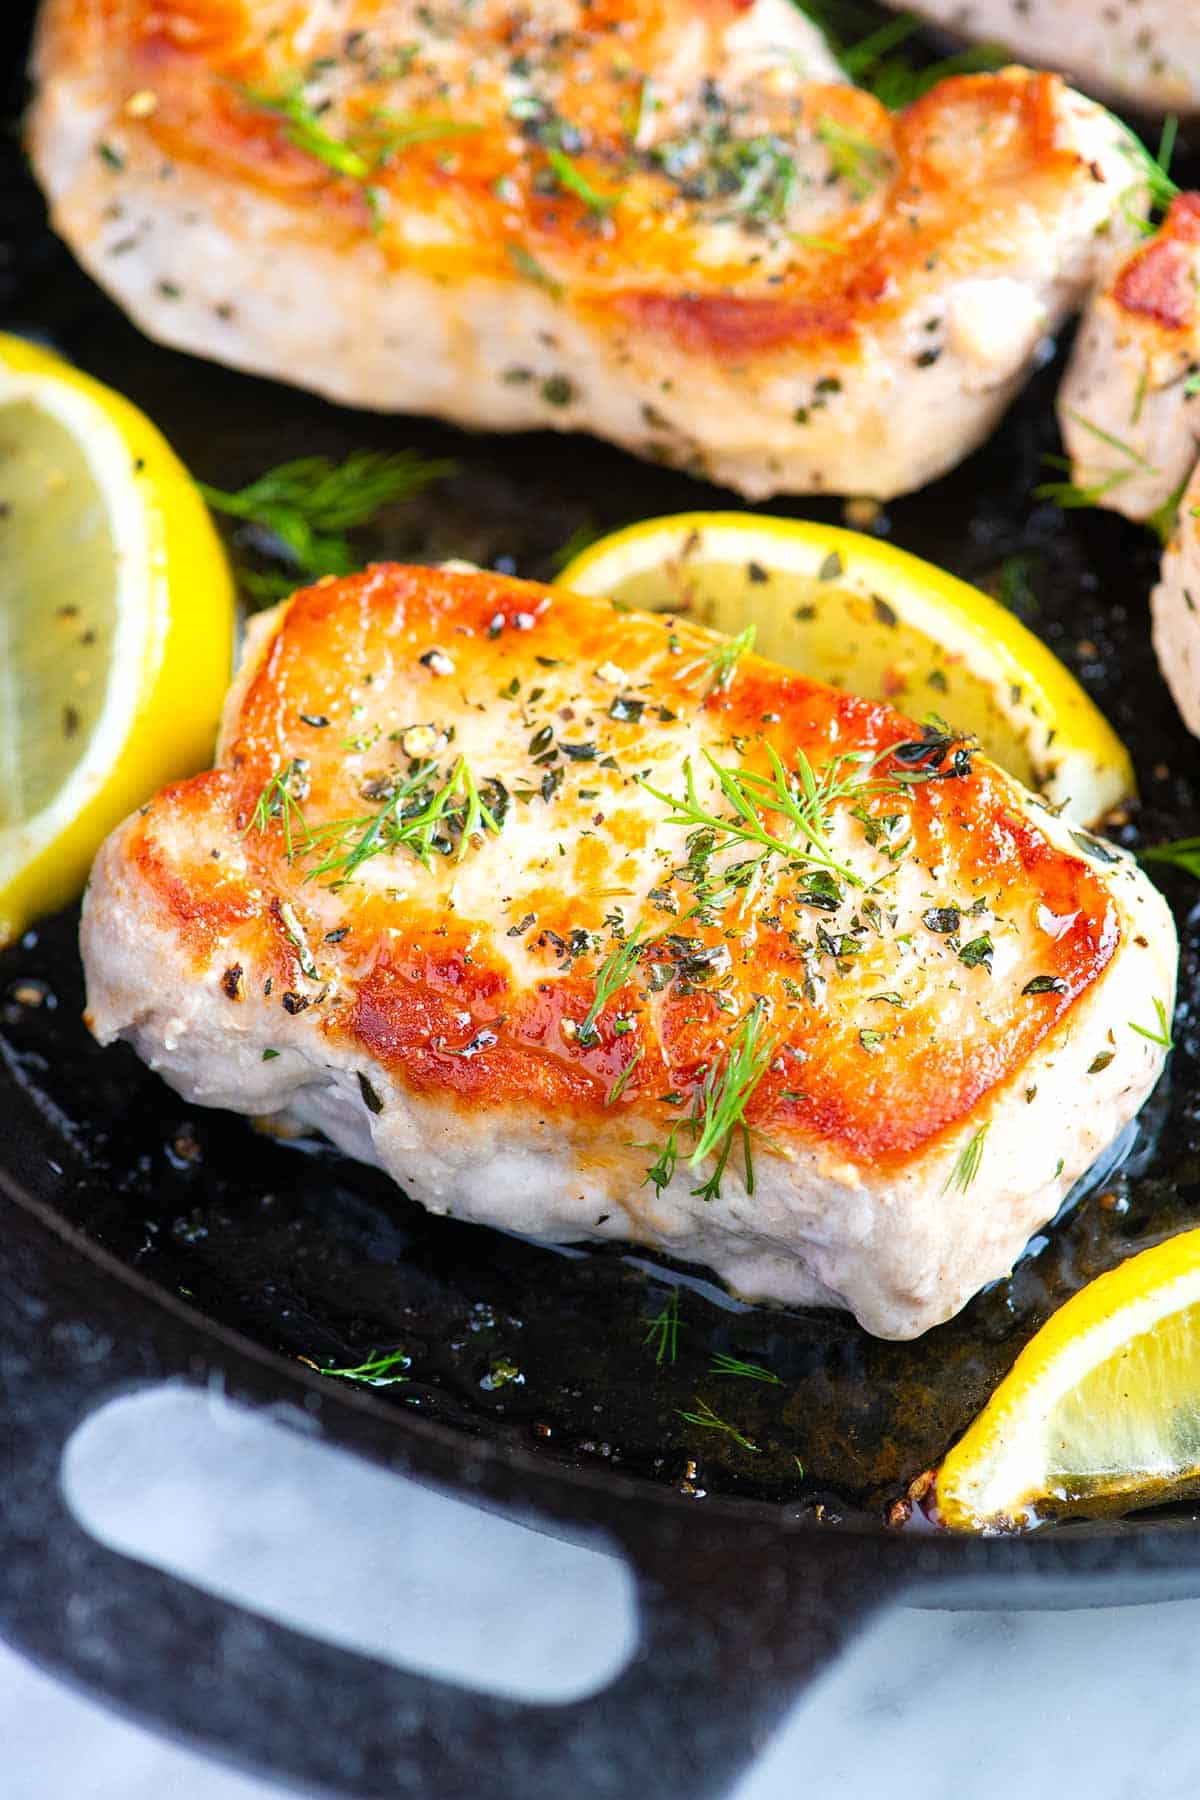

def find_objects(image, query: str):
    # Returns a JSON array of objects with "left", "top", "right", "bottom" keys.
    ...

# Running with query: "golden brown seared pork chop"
[
  {"left": 30, "top": 0, "right": 1140, "bottom": 498},
  {"left": 81, "top": 564, "right": 1176, "bottom": 1338}
]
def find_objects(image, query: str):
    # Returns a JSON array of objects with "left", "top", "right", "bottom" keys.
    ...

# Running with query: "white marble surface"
[{"left": 5, "top": 1386, "right": 1200, "bottom": 1800}]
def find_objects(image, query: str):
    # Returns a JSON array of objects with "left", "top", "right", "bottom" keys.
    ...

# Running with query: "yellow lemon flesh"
[
  {"left": 0, "top": 333, "right": 234, "bottom": 947},
  {"left": 938, "top": 1230, "right": 1200, "bottom": 1531},
  {"left": 559, "top": 512, "right": 1133, "bottom": 827}
]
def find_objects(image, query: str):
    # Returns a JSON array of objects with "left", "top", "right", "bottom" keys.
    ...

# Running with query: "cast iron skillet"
[{"left": 4, "top": 6, "right": 1200, "bottom": 1795}]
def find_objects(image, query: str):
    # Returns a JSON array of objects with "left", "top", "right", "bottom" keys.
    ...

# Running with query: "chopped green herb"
[
  {"left": 1129, "top": 997, "right": 1174, "bottom": 1051},
  {"left": 676, "top": 1397, "right": 758, "bottom": 1453},
  {"left": 943, "top": 1122, "right": 989, "bottom": 1196},
  {"left": 200, "top": 450, "right": 454, "bottom": 602},
  {"left": 1141, "top": 838, "right": 1200, "bottom": 881},
  {"left": 686, "top": 998, "right": 775, "bottom": 1190},
  {"left": 605, "top": 1046, "right": 644, "bottom": 1105},
  {"left": 308, "top": 1347, "right": 411, "bottom": 1386},
  {"left": 639, "top": 743, "right": 872, "bottom": 894},
  {"left": 814, "top": 116, "right": 891, "bottom": 199},
  {"left": 580, "top": 920, "right": 665, "bottom": 1046},
  {"left": 545, "top": 145, "right": 622, "bottom": 213},
  {"left": 710, "top": 1352, "right": 781, "bottom": 1385},
  {"left": 644, "top": 1289, "right": 681, "bottom": 1366},
  {"left": 248, "top": 759, "right": 311, "bottom": 861},
  {"left": 1023, "top": 974, "right": 1067, "bottom": 996},
  {"left": 702, "top": 624, "right": 756, "bottom": 696},
  {"left": 507, "top": 243, "right": 564, "bottom": 298}
]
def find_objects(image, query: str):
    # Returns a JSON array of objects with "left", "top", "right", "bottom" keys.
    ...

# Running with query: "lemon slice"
[
  {"left": 937, "top": 1230, "right": 1200, "bottom": 1532},
  {"left": 558, "top": 512, "right": 1132, "bottom": 826},
  {"left": 0, "top": 334, "right": 234, "bottom": 947}
]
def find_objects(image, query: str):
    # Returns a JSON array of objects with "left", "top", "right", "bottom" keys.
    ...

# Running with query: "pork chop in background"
[
  {"left": 880, "top": 0, "right": 1200, "bottom": 115},
  {"left": 29, "top": 0, "right": 1145, "bottom": 499}
]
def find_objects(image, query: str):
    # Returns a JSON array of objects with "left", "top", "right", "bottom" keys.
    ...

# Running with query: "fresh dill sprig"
[
  {"left": 1114, "top": 112, "right": 1179, "bottom": 236},
  {"left": 639, "top": 745, "right": 870, "bottom": 893},
  {"left": 942, "top": 1122, "right": 989, "bottom": 1195},
  {"left": 636, "top": 1000, "right": 775, "bottom": 1204},
  {"left": 676, "top": 1397, "right": 759, "bottom": 1453},
  {"left": 710, "top": 1352, "right": 782, "bottom": 1385},
  {"left": 1129, "top": 997, "right": 1174, "bottom": 1051},
  {"left": 303, "top": 1347, "right": 411, "bottom": 1386},
  {"left": 703, "top": 624, "right": 756, "bottom": 695},
  {"left": 1148, "top": 472, "right": 1191, "bottom": 548},
  {"left": 644, "top": 1289, "right": 681, "bottom": 1366},
  {"left": 814, "top": 116, "right": 891, "bottom": 199},
  {"left": 579, "top": 920, "right": 664, "bottom": 1046},
  {"left": 545, "top": 145, "right": 622, "bottom": 213},
  {"left": 1141, "top": 838, "right": 1200, "bottom": 880},
  {"left": 200, "top": 450, "right": 455, "bottom": 599},
  {"left": 797, "top": 3, "right": 1006, "bottom": 108},
  {"left": 1033, "top": 408, "right": 1158, "bottom": 510},
  {"left": 868, "top": 41, "right": 1007, "bottom": 108},
  {"left": 605, "top": 1046, "right": 644, "bottom": 1105},
  {"left": 506, "top": 243, "right": 565, "bottom": 297},
  {"left": 242, "top": 82, "right": 480, "bottom": 184},
  {"left": 307, "top": 757, "right": 502, "bottom": 881},
  {"left": 1033, "top": 465, "right": 1135, "bottom": 511},
  {"left": 248, "top": 759, "right": 311, "bottom": 861},
  {"left": 687, "top": 998, "right": 775, "bottom": 1178},
  {"left": 1064, "top": 410, "right": 1157, "bottom": 473},
  {"left": 242, "top": 80, "right": 373, "bottom": 179}
]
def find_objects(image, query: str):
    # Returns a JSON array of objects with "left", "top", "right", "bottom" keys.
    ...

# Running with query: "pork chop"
[
  {"left": 886, "top": 1, "right": 1200, "bottom": 115},
  {"left": 1151, "top": 460, "right": 1200, "bottom": 736},
  {"left": 80, "top": 564, "right": 1177, "bottom": 1339},
  {"left": 1057, "top": 194, "right": 1200, "bottom": 735},
  {"left": 1059, "top": 193, "right": 1200, "bottom": 525},
  {"left": 29, "top": 1, "right": 1140, "bottom": 499}
]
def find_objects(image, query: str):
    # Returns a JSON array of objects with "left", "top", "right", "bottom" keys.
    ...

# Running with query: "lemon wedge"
[
  {"left": 558, "top": 512, "right": 1132, "bottom": 826},
  {"left": 0, "top": 334, "right": 234, "bottom": 947},
  {"left": 937, "top": 1230, "right": 1200, "bottom": 1532}
]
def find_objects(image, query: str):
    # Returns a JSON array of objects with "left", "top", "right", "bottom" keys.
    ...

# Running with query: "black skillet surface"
[{"left": 4, "top": 6, "right": 1200, "bottom": 1796}]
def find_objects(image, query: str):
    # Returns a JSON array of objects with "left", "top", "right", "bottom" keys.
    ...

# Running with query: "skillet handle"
[{"left": 0, "top": 1186, "right": 900, "bottom": 1800}]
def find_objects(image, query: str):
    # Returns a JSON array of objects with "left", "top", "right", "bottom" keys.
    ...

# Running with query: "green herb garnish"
[
  {"left": 506, "top": 243, "right": 564, "bottom": 298},
  {"left": 638, "top": 744, "right": 871, "bottom": 894},
  {"left": 710, "top": 1352, "right": 781, "bottom": 1385},
  {"left": 200, "top": 450, "right": 454, "bottom": 601},
  {"left": 580, "top": 920, "right": 664, "bottom": 1046},
  {"left": 676, "top": 1397, "right": 759, "bottom": 1453},
  {"left": 248, "top": 759, "right": 311, "bottom": 860},
  {"left": 1129, "top": 997, "right": 1174, "bottom": 1050},
  {"left": 701, "top": 624, "right": 757, "bottom": 696},
  {"left": 943, "top": 1122, "right": 989, "bottom": 1195},
  {"left": 1141, "top": 838, "right": 1200, "bottom": 880},
  {"left": 307, "top": 756, "right": 502, "bottom": 881},
  {"left": 686, "top": 998, "right": 775, "bottom": 1185},
  {"left": 644, "top": 1289, "right": 681, "bottom": 1366},
  {"left": 545, "top": 145, "right": 622, "bottom": 213},
  {"left": 307, "top": 1347, "right": 411, "bottom": 1386},
  {"left": 242, "top": 82, "right": 479, "bottom": 186},
  {"left": 814, "top": 116, "right": 891, "bottom": 198}
]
